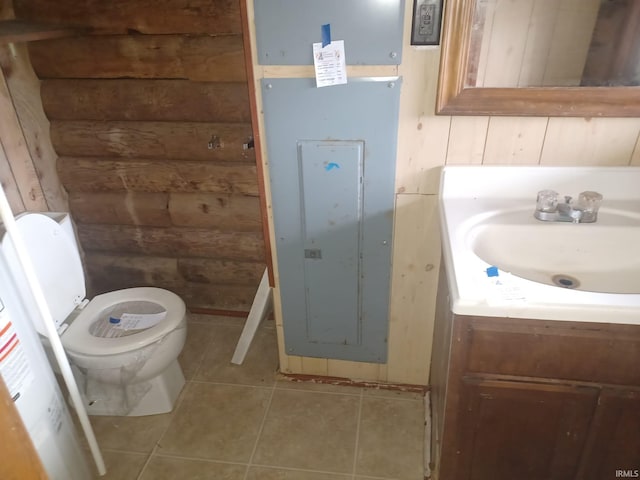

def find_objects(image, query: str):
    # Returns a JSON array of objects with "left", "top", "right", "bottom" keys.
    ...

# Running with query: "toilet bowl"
[{"left": 1, "top": 212, "right": 188, "bottom": 416}]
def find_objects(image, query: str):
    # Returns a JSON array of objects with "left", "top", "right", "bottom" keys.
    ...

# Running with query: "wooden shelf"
[{"left": 0, "top": 20, "right": 78, "bottom": 45}]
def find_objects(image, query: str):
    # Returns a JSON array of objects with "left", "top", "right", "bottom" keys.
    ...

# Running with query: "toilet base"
[{"left": 81, "top": 360, "right": 186, "bottom": 417}]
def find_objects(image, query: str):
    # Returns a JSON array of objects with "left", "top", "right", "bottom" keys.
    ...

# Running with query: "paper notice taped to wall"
[{"left": 313, "top": 40, "right": 347, "bottom": 88}]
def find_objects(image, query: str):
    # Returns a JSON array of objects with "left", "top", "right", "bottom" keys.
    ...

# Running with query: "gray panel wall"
[
  {"left": 262, "top": 78, "right": 401, "bottom": 363},
  {"left": 254, "top": 0, "right": 405, "bottom": 65}
]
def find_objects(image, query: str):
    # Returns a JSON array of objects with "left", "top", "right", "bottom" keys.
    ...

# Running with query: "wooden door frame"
[{"left": 239, "top": 0, "right": 274, "bottom": 287}]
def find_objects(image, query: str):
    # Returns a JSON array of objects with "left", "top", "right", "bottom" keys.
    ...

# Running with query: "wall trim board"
[{"left": 240, "top": 0, "right": 274, "bottom": 287}]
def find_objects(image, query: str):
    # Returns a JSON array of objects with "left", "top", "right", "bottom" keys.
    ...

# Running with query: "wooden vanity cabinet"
[
  {"left": 430, "top": 271, "right": 640, "bottom": 480},
  {"left": 578, "top": 389, "right": 640, "bottom": 480},
  {"left": 453, "top": 378, "right": 598, "bottom": 480}
]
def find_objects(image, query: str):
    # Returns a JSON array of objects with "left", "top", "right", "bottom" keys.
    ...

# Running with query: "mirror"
[
  {"left": 469, "top": 0, "right": 640, "bottom": 88},
  {"left": 437, "top": 0, "right": 640, "bottom": 116}
]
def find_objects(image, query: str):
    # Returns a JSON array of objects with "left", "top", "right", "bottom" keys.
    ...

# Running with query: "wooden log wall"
[{"left": 14, "top": 0, "right": 265, "bottom": 312}]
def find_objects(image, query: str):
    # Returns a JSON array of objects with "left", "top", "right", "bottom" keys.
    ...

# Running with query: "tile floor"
[{"left": 83, "top": 314, "right": 426, "bottom": 480}]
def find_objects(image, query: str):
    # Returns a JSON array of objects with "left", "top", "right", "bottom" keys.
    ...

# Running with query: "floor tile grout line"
[
  {"left": 135, "top": 444, "right": 158, "bottom": 480},
  {"left": 274, "top": 384, "right": 364, "bottom": 397},
  {"left": 351, "top": 475, "right": 403, "bottom": 480},
  {"left": 148, "top": 451, "right": 250, "bottom": 467},
  {"left": 242, "top": 380, "right": 277, "bottom": 480},
  {"left": 187, "top": 323, "right": 220, "bottom": 382},
  {"left": 183, "top": 378, "right": 423, "bottom": 401},
  {"left": 187, "top": 341, "right": 210, "bottom": 381},
  {"left": 94, "top": 447, "right": 149, "bottom": 455},
  {"left": 187, "top": 350, "right": 206, "bottom": 382},
  {"left": 276, "top": 388, "right": 360, "bottom": 398},
  {"left": 248, "top": 462, "right": 368, "bottom": 477},
  {"left": 188, "top": 378, "right": 276, "bottom": 389},
  {"left": 274, "top": 382, "right": 424, "bottom": 401},
  {"left": 135, "top": 379, "right": 193, "bottom": 480},
  {"left": 360, "top": 393, "right": 426, "bottom": 402},
  {"left": 352, "top": 388, "right": 364, "bottom": 479}
]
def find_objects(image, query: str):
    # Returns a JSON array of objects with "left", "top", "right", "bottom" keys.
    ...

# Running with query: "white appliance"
[
  {"left": 0, "top": 185, "right": 105, "bottom": 478},
  {"left": 0, "top": 252, "right": 91, "bottom": 479}
]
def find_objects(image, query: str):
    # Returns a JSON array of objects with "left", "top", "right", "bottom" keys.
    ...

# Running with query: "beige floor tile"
[
  {"left": 90, "top": 412, "right": 174, "bottom": 453},
  {"left": 157, "top": 382, "right": 271, "bottom": 462},
  {"left": 362, "top": 387, "right": 425, "bottom": 401},
  {"left": 246, "top": 466, "right": 352, "bottom": 480},
  {"left": 179, "top": 322, "right": 217, "bottom": 380},
  {"left": 275, "top": 378, "right": 362, "bottom": 396},
  {"left": 356, "top": 397, "right": 425, "bottom": 480},
  {"left": 195, "top": 324, "right": 278, "bottom": 386},
  {"left": 253, "top": 389, "right": 360, "bottom": 473},
  {"left": 139, "top": 455, "right": 246, "bottom": 480},
  {"left": 91, "top": 450, "right": 148, "bottom": 480}
]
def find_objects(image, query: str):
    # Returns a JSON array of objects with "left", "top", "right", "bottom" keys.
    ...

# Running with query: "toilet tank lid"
[{"left": 1, "top": 213, "right": 86, "bottom": 334}]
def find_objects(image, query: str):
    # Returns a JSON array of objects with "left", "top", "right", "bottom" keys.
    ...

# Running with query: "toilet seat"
[
  {"left": 2, "top": 213, "right": 186, "bottom": 354},
  {"left": 62, "top": 287, "right": 186, "bottom": 357},
  {"left": 2, "top": 213, "right": 86, "bottom": 336}
]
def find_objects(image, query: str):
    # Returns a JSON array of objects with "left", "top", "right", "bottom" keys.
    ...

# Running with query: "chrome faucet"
[{"left": 534, "top": 190, "right": 603, "bottom": 223}]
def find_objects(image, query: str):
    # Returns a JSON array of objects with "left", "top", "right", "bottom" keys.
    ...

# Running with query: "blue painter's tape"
[
  {"left": 325, "top": 162, "right": 340, "bottom": 171},
  {"left": 321, "top": 23, "right": 331, "bottom": 48},
  {"left": 486, "top": 266, "right": 499, "bottom": 277}
]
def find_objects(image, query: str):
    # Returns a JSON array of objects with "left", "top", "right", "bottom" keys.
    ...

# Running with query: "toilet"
[{"left": 1, "top": 212, "right": 187, "bottom": 416}]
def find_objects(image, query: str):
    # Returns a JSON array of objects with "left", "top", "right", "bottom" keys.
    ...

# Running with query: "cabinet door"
[
  {"left": 578, "top": 388, "right": 640, "bottom": 480},
  {"left": 445, "top": 378, "right": 598, "bottom": 480}
]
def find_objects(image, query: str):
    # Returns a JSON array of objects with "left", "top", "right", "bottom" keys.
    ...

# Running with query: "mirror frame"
[{"left": 436, "top": 0, "right": 640, "bottom": 116}]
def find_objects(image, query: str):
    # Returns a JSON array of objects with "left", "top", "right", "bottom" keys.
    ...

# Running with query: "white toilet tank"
[{"left": 1, "top": 212, "right": 87, "bottom": 336}]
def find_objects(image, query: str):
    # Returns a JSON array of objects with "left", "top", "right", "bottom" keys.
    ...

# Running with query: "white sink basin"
[
  {"left": 439, "top": 166, "right": 640, "bottom": 325},
  {"left": 468, "top": 208, "right": 640, "bottom": 294}
]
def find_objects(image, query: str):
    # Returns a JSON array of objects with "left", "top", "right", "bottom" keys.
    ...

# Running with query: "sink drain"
[{"left": 551, "top": 274, "right": 580, "bottom": 289}]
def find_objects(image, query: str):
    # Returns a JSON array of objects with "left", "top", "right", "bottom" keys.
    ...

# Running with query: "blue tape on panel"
[
  {"left": 321, "top": 23, "right": 331, "bottom": 47},
  {"left": 486, "top": 266, "right": 499, "bottom": 277},
  {"left": 325, "top": 162, "right": 340, "bottom": 171}
]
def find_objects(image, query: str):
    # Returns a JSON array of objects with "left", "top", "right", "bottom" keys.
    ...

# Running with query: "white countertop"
[{"left": 439, "top": 166, "right": 640, "bottom": 325}]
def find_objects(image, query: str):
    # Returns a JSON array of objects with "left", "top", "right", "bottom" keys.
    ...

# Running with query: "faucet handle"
[
  {"left": 536, "top": 189, "right": 559, "bottom": 212},
  {"left": 577, "top": 191, "right": 603, "bottom": 213}
]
